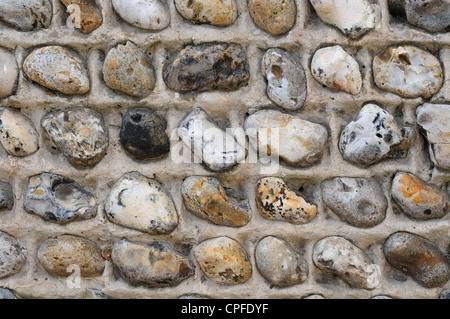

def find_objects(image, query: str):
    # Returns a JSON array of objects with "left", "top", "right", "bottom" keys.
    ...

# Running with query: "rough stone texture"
[
  {"left": 112, "top": 0, "right": 170, "bottom": 31},
  {"left": 61, "top": 0, "right": 103, "bottom": 34},
  {"left": 0, "top": 181, "right": 14, "bottom": 211},
  {"left": 193, "top": 236, "right": 252, "bottom": 285},
  {"left": 0, "top": 231, "right": 27, "bottom": 279},
  {"left": 321, "top": 177, "right": 387, "bottom": 228},
  {"left": 182, "top": 176, "right": 251, "bottom": 227},
  {"left": 24, "top": 173, "right": 97, "bottom": 224},
  {"left": 0, "top": 48, "right": 18, "bottom": 99},
  {"left": 163, "top": 43, "right": 250, "bottom": 93},
  {"left": 313, "top": 236, "right": 380, "bottom": 290},
  {"left": 383, "top": 232, "right": 450, "bottom": 288},
  {"left": 120, "top": 108, "right": 170, "bottom": 161},
  {"left": 0, "top": 0, "right": 449, "bottom": 300},
  {"left": 245, "top": 109, "right": 328, "bottom": 167},
  {"left": 391, "top": 172, "right": 449, "bottom": 220},
  {"left": 0, "top": 0, "right": 53, "bottom": 31},
  {"left": 310, "top": 0, "right": 380, "bottom": 39},
  {"left": 255, "top": 177, "right": 317, "bottom": 224},
  {"left": 175, "top": 0, "right": 238, "bottom": 26},
  {"left": 262, "top": 48, "right": 307, "bottom": 111},
  {"left": 0, "top": 288, "right": 17, "bottom": 299},
  {"left": 248, "top": 0, "right": 297, "bottom": 35},
  {"left": 38, "top": 235, "right": 105, "bottom": 277},
  {"left": 177, "top": 107, "right": 246, "bottom": 171},
  {"left": 23, "top": 46, "right": 90, "bottom": 95},
  {"left": 0, "top": 107, "right": 39, "bottom": 157},
  {"left": 339, "top": 104, "right": 413, "bottom": 166},
  {"left": 41, "top": 107, "right": 109, "bottom": 168},
  {"left": 311, "top": 45, "right": 362, "bottom": 95},
  {"left": 105, "top": 172, "right": 178, "bottom": 234},
  {"left": 416, "top": 103, "right": 450, "bottom": 171},
  {"left": 111, "top": 239, "right": 194, "bottom": 288},
  {"left": 82, "top": 289, "right": 113, "bottom": 299},
  {"left": 440, "top": 289, "right": 450, "bottom": 299},
  {"left": 255, "top": 236, "right": 308, "bottom": 287},
  {"left": 373, "top": 45, "right": 443, "bottom": 99},
  {"left": 103, "top": 42, "right": 156, "bottom": 97}
]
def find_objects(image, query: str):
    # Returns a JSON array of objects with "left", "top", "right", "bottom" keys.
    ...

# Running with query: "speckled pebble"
[
  {"left": 175, "top": 0, "right": 238, "bottom": 26},
  {"left": 310, "top": 0, "right": 380, "bottom": 38},
  {"left": 391, "top": 172, "right": 449, "bottom": 220},
  {"left": 255, "top": 177, "right": 317, "bottom": 224},
  {"left": 105, "top": 172, "right": 178, "bottom": 234},
  {"left": 0, "top": 181, "right": 14, "bottom": 211},
  {"left": 383, "top": 232, "right": 450, "bottom": 288},
  {"left": 416, "top": 103, "right": 450, "bottom": 171},
  {"left": 103, "top": 41, "right": 155, "bottom": 97},
  {"left": 182, "top": 176, "right": 251, "bottom": 227},
  {"left": 163, "top": 43, "right": 250, "bottom": 93},
  {"left": 321, "top": 177, "right": 387, "bottom": 228},
  {"left": 255, "top": 236, "right": 308, "bottom": 287},
  {"left": 0, "top": 231, "right": 27, "bottom": 279},
  {"left": 262, "top": 48, "right": 307, "bottom": 111},
  {"left": 0, "top": 288, "right": 17, "bottom": 299},
  {"left": 0, "top": 48, "right": 18, "bottom": 99},
  {"left": 311, "top": 45, "right": 362, "bottom": 95},
  {"left": 24, "top": 173, "right": 97, "bottom": 224},
  {"left": 193, "top": 236, "right": 252, "bottom": 285},
  {"left": 248, "top": 0, "right": 297, "bottom": 35},
  {"left": 373, "top": 45, "right": 443, "bottom": 99},
  {"left": 111, "top": 239, "right": 194, "bottom": 288},
  {"left": 177, "top": 107, "right": 246, "bottom": 171},
  {"left": 0, "top": 0, "right": 53, "bottom": 31},
  {"left": 339, "top": 104, "right": 413, "bottom": 166},
  {"left": 313, "top": 236, "right": 380, "bottom": 290},
  {"left": 0, "top": 107, "right": 39, "bottom": 157},
  {"left": 245, "top": 109, "right": 328, "bottom": 167},
  {"left": 23, "top": 46, "right": 90, "bottom": 95},
  {"left": 120, "top": 108, "right": 170, "bottom": 161},
  {"left": 112, "top": 0, "right": 170, "bottom": 30},
  {"left": 41, "top": 107, "right": 109, "bottom": 168},
  {"left": 440, "top": 288, "right": 450, "bottom": 299},
  {"left": 38, "top": 235, "right": 105, "bottom": 277},
  {"left": 61, "top": 0, "right": 102, "bottom": 34}
]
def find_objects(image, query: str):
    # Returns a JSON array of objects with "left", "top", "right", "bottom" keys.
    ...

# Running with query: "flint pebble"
[
  {"left": 245, "top": 109, "right": 328, "bottom": 167},
  {"left": 339, "top": 104, "right": 413, "bottom": 166},
  {"left": 262, "top": 48, "right": 307, "bottom": 111},
  {"left": 103, "top": 41, "right": 155, "bottom": 97},
  {"left": 111, "top": 239, "right": 194, "bottom": 288},
  {"left": 181, "top": 176, "right": 251, "bottom": 227},
  {"left": 175, "top": 0, "right": 238, "bottom": 26},
  {"left": 0, "top": 48, "right": 18, "bottom": 98},
  {"left": 0, "top": 181, "right": 14, "bottom": 211},
  {"left": 313, "top": 236, "right": 380, "bottom": 290},
  {"left": 255, "top": 236, "right": 308, "bottom": 287},
  {"left": 416, "top": 103, "right": 450, "bottom": 171},
  {"left": 373, "top": 45, "right": 443, "bottom": 99},
  {"left": 383, "top": 232, "right": 450, "bottom": 288},
  {"left": 0, "top": 0, "right": 52, "bottom": 31},
  {"left": 248, "top": 0, "right": 297, "bottom": 35},
  {"left": 112, "top": 0, "right": 170, "bottom": 30},
  {"left": 391, "top": 172, "right": 449, "bottom": 220},
  {"left": 255, "top": 177, "right": 317, "bottom": 224},
  {"left": 38, "top": 235, "right": 105, "bottom": 277},
  {"left": 311, "top": 45, "right": 362, "bottom": 95},
  {"left": 177, "top": 107, "right": 246, "bottom": 172},
  {"left": 24, "top": 173, "right": 97, "bottom": 224},
  {"left": 163, "top": 43, "right": 250, "bottom": 93},
  {"left": 193, "top": 237, "right": 252, "bottom": 285},
  {"left": 0, "top": 231, "right": 27, "bottom": 279},
  {"left": 0, "top": 107, "right": 39, "bottom": 157},
  {"left": 105, "top": 172, "right": 178, "bottom": 234},
  {"left": 41, "top": 107, "right": 109, "bottom": 168},
  {"left": 321, "top": 177, "right": 387, "bottom": 228},
  {"left": 61, "top": 0, "right": 102, "bottom": 33},
  {"left": 23, "top": 46, "right": 90, "bottom": 95}
]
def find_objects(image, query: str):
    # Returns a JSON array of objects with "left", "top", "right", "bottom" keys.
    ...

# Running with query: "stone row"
[
  {"left": 0, "top": 230, "right": 449, "bottom": 298},
  {"left": 1, "top": 43, "right": 446, "bottom": 101},
  {"left": 1, "top": 1, "right": 448, "bottom": 35},
  {"left": 0, "top": 102, "right": 448, "bottom": 171},
  {"left": 0, "top": 171, "right": 439, "bottom": 226}
]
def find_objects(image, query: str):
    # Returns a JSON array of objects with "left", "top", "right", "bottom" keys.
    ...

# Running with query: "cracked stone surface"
[{"left": 0, "top": 0, "right": 53, "bottom": 31}]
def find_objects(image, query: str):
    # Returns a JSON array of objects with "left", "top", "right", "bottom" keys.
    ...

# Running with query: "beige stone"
[
  {"left": 248, "top": 0, "right": 297, "bottom": 35},
  {"left": 175, "top": 0, "right": 238, "bottom": 26}
]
